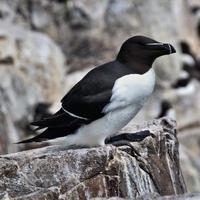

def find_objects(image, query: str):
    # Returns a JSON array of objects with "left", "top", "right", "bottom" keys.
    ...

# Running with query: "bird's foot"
[
  {"left": 109, "top": 140, "right": 140, "bottom": 157},
  {"left": 105, "top": 130, "right": 154, "bottom": 157},
  {"left": 105, "top": 130, "right": 154, "bottom": 144}
]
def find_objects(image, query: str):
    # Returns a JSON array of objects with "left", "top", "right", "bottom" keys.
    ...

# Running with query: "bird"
[
  {"left": 171, "top": 70, "right": 191, "bottom": 89},
  {"left": 179, "top": 41, "right": 200, "bottom": 81},
  {"left": 156, "top": 100, "right": 176, "bottom": 120},
  {"left": 17, "top": 36, "right": 176, "bottom": 147},
  {"left": 33, "top": 103, "right": 52, "bottom": 122},
  {"left": 169, "top": 41, "right": 199, "bottom": 98},
  {"left": 23, "top": 102, "right": 53, "bottom": 136}
]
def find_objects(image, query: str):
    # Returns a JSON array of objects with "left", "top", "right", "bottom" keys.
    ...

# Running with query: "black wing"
[
  {"left": 61, "top": 61, "right": 134, "bottom": 120},
  {"left": 17, "top": 110, "right": 90, "bottom": 143}
]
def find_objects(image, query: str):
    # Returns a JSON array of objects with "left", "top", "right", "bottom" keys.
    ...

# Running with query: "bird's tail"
[
  {"left": 30, "top": 109, "right": 68, "bottom": 129},
  {"left": 16, "top": 109, "right": 88, "bottom": 144},
  {"left": 15, "top": 135, "right": 45, "bottom": 144},
  {"left": 15, "top": 127, "right": 67, "bottom": 144}
]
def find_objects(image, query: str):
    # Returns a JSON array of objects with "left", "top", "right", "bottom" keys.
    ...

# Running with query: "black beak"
[
  {"left": 146, "top": 42, "right": 176, "bottom": 55},
  {"left": 163, "top": 43, "right": 176, "bottom": 54}
]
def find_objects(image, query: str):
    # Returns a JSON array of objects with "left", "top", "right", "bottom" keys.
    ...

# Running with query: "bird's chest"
[
  {"left": 117, "top": 68, "right": 155, "bottom": 102},
  {"left": 103, "top": 68, "right": 156, "bottom": 113}
]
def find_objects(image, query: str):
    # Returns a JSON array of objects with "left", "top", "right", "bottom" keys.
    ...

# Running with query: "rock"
[
  {"left": 173, "top": 0, "right": 200, "bottom": 53},
  {"left": 0, "top": 22, "right": 65, "bottom": 102},
  {"left": 135, "top": 193, "right": 200, "bottom": 200},
  {"left": 188, "top": 0, "right": 200, "bottom": 9},
  {"left": 92, "top": 197, "right": 128, "bottom": 200},
  {"left": 0, "top": 118, "right": 186, "bottom": 199},
  {"left": 179, "top": 128, "right": 200, "bottom": 192},
  {"left": 0, "top": 0, "right": 200, "bottom": 194},
  {"left": 160, "top": 82, "right": 200, "bottom": 193},
  {"left": 0, "top": 0, "right": 182, "bottom": 79},
  {"left": 92, "top": 192, "right": 200, "bottom": 199},
  {"left": 0, "top": 22, "right": 65, "bottom": 154}
]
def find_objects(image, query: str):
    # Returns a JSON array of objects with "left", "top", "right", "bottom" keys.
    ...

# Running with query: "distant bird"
[
  {"left": 170, "top": 41, "right": 197, "bottom": 100},
  {"left": 171, "top": 70, "right": 191, "bottom": 89},
  {"left": 179, "top": 41, "right": 200, "bottom": 82},
  {"left": 17, "top": 36, "right": 176, "bottom": 146},
  {"left": 157, "top": 100, "right": 176, "bottom": 120},
  {"left": 190, "top": 6, "right": 200, "bottom": 15},
  {"left": 171, "top": 61, "right": 195, "bottom": 98},
  {"left": 33, "top": 103, "right": 52, "bottom": 122},
  {"left": 180, "top": 41, "right": 194, "bottom": 56},
  {"left": 23, "top": 103, "right": 52, "bottom": 137}
]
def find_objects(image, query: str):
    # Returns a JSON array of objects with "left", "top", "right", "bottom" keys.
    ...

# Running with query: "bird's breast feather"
[{"left": 103, "top": 68, "right": 155, "bottom": 113}]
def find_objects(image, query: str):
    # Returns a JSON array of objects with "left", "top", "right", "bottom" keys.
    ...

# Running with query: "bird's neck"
[{"left": 116, "top": 59, "right": 152, "bottom": 74}]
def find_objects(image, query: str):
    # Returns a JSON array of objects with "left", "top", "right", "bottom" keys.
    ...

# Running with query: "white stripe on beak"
[
  {"left": 168, "top": 44, "right": 172, "bottom": 54},
  {"left": 146, "top": 43, "right": 164, "bottom": 46}
]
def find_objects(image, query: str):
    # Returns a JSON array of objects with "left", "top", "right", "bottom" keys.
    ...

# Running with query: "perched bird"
[
  {"left": 33, "top": 103, "right": 52, "bottom": 122},
  {"left": 171, "top": 70, "right": 191, "bottom": 89},
  {"left": 156, "top": 100, "right": 176, "bottom": 120},
  {"left": 23, "top": 102, "right": 52, "bottom": 136},
  {"left": 17, "top": 36, "right": 176, "bottom": 146},
  {"left": 179, "top": 41, "right": 200, "bottom": 80},
  {"left": 170, "top": 41, "right": 200, "bottom": 98}
]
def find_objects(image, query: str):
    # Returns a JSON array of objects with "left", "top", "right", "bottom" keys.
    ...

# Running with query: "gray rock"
[
  {"left": 0, "top": 0, "right": 200, "bottom": 194},
  {"left": 179, "top": 129, "right": 200, "bottom": 192},
  {"left": 0, "top": 23, "right": 65, "bottom": 154},
  {"left": 91, "top": 193, "right": 200, "bottom": 199},
  {"left": 135, "top": 193, "right": 200, "bottom": 200},
  {"left": 0, "top": 118, "right": 186, "bottom": 199},
  {"left": 0, "top": 0, "right": 182, "bottom": 79}
]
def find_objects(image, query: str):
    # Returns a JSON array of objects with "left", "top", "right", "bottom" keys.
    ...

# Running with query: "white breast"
[{"left": 103, "top": 68, "right": 156, "bottom": 113}]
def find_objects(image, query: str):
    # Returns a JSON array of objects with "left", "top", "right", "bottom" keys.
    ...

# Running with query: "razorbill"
[{"left": 17, "top": 36, "right": 176, "bottom": 146}]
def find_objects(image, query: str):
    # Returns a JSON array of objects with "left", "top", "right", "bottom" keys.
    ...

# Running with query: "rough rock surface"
[
  {"left": 136, "top": 193, "right": 200, "bottom": 200},
  {"left": 0, "top": 0, "right": 200, "bottom": 194},
  {"left": 0, "top": 22, "right": 65, "bottom": 154},
  {"left": 0, "top": 22, "right": 65, "bottom": 102},
  {"left": 179, "top": 128, "right": 200, "bottom": 192},
  {"left": 0, "top": 0, "right": 181, "bottom": 80},
  {"left": 0, "top": 118, "right": 186, "bottom": 200}
]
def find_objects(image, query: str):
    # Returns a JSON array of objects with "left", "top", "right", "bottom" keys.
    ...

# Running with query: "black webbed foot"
[
  {"left": 105, "top": 130, "right": 153, "bottom": 144},
  {"left": 105, "top": 130, "right": 154, "bottom": 157},
  {"left": 109, "top": 140, "right": 140, "bottom": 156}
]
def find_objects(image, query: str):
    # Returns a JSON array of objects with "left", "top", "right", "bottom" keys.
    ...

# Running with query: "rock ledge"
[{"left": 0, "top": 118, "right": 186, "bottom": 200}]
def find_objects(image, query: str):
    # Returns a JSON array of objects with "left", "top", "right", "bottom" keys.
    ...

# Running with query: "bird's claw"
[
  {"left": 110, "top": 140, "right": 141, "bottom": 157},
  {"left": 105, "top": 130, "right": 155, "bottom": 157},
  {"left": 105, "top": 130, "right": 154, "bottom": 144}
]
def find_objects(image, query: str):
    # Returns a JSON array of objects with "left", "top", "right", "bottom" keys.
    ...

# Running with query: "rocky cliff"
[
  {"left": 0, "top": 0, "right": 200, "bottom": 194},
  {"left": 0, "top": 118, "right": 186, "bottom": 200},
  {"left": 0, "top": 23, "right": 66, "bottom": 154}
]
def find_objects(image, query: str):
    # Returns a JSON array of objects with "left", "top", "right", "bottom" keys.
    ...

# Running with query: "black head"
[{"left": 117, "top": 35, "right": 176, "bottom": 74}]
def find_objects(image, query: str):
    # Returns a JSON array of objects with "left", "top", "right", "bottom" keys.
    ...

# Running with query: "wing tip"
[{"left": 14, "top": 137, "right": 45, "bottom": 144}]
